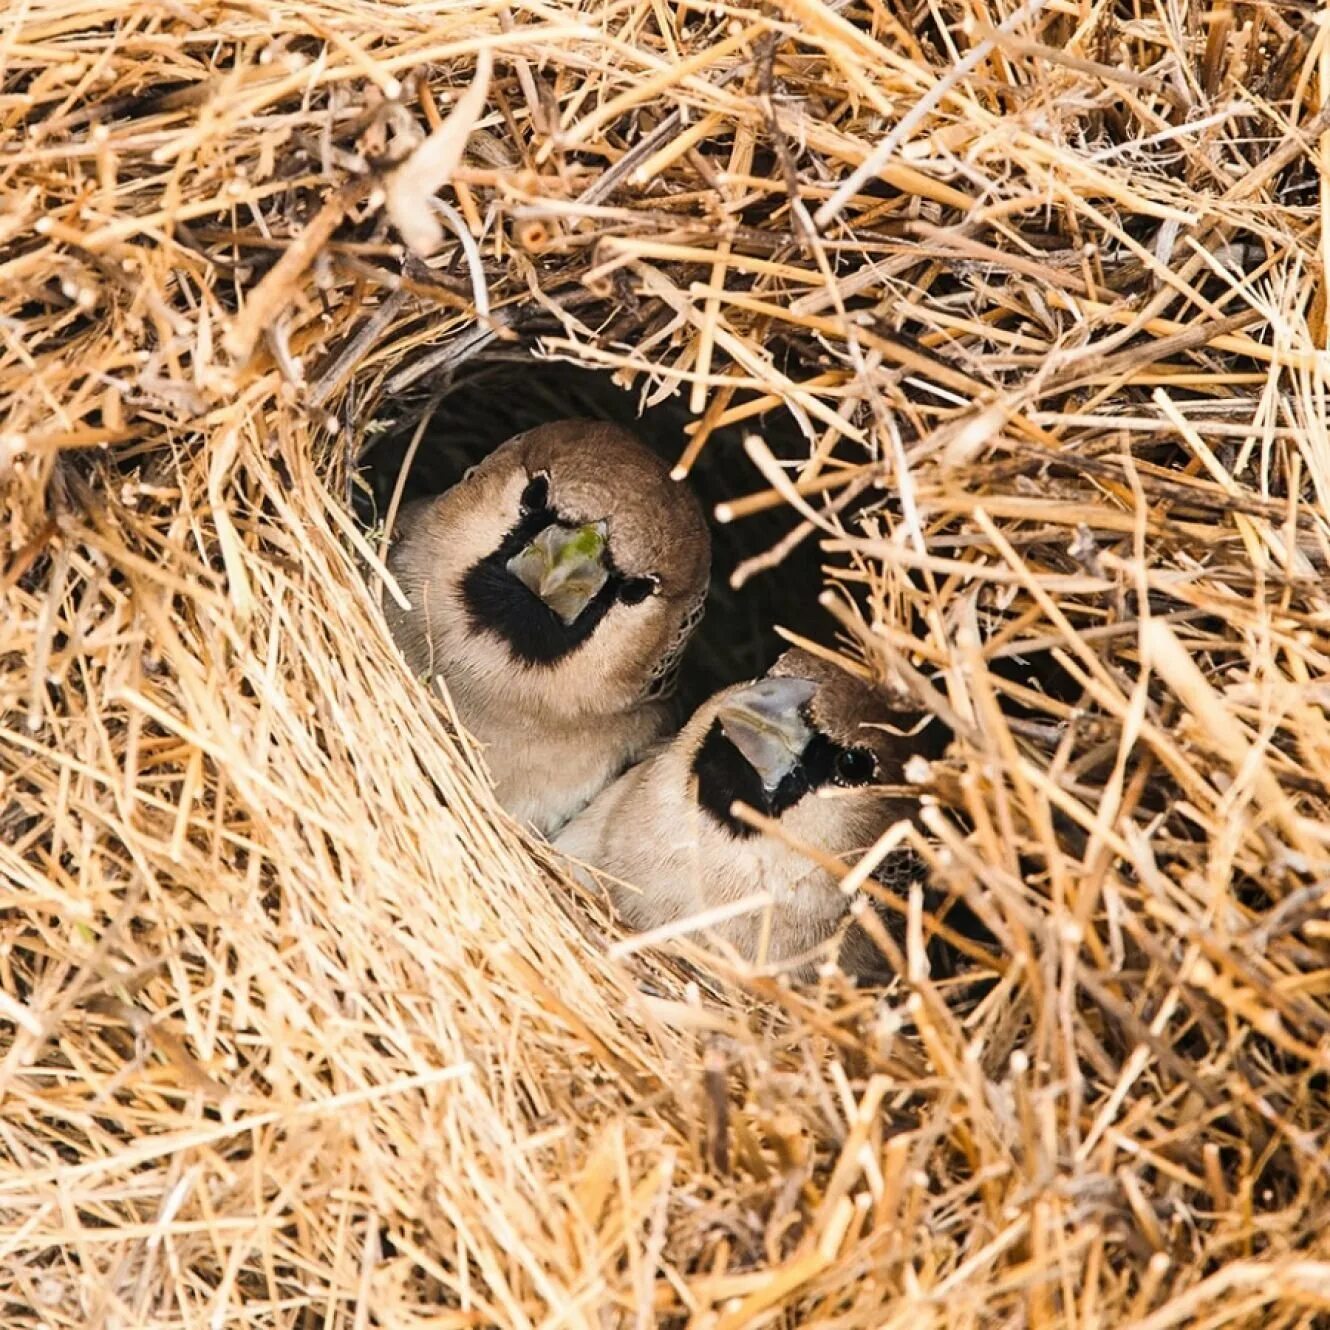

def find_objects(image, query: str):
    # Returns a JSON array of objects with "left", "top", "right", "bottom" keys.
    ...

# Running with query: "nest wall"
[{"left": 5, "top": 1, "right": 1330, "bottom": 1327}]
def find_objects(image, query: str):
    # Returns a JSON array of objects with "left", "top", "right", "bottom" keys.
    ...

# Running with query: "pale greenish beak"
[
  {"left": 716, "top": 676, "right": 818, "bottom": 791},
  {"left": 506, "top": 520, "right": 610, "bottom": 624}
]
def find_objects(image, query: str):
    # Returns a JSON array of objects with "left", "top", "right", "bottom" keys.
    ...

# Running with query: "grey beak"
[
  {"left": 506, "top": 520, "right": 610, "bottom": 624},
  {"left": 715, "top": 676, "right": 818, "bottom": 791}
]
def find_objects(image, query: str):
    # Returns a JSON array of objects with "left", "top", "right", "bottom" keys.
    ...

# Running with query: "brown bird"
[
  {"left": 385, "top": 420, "right": 711, "bottom": 836},
  {"left": 555, "top": 647, "right": 940, "bottom": 975}
]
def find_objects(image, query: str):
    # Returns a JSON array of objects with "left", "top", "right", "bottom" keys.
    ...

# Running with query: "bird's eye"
[
  {"left": 520, "top": 473, "right": 550, "bottom": 513},
  {"left": 834, "top": 747, "right": 876, "bottom": 786},
  {"left": 619, "top": 575, "right": 656, "bottom": 605}
]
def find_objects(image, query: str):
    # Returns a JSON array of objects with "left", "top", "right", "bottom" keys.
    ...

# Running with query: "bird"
[
  {"left": 555, "top": 646, "right": 945, "bottom": 976},
  {"left": 384, "top": 419, "right": 711, "bottom": 837}
]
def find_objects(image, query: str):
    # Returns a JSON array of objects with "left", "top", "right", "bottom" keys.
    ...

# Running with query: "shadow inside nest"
[
  {"left": 351, "top": 350, "right": 1094, "bottom": 726},
  {"left": 354, "top": 352, "right": 835, "bottom": 715}
]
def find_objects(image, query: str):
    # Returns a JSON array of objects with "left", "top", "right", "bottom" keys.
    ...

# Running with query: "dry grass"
[{"left": 5, "top": 0, "right": 1330, "bottom": 1325}]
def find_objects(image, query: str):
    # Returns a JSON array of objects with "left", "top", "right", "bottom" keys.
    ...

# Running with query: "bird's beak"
[
  {"left": 716, "top": 676, "right": 818, "bottom": 791},
  {"left": 506, "top": 520, "right": 610, "bottom": 624}
]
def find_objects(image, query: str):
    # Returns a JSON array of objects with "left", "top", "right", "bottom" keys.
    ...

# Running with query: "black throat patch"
[
  {"left": 691, "top": 719, "right": 852, "bottom": 837},
  {"left": 460, "top": 505, "right": 621, "bottom": 667}
]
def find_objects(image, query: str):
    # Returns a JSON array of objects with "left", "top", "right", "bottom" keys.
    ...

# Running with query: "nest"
[{"left": 5, "top": 1, "right": 1330, "bottom": 1325}]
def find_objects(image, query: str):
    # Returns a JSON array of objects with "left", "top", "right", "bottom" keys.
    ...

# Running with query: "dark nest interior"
[{"left": 356, "top": 352, "right": 835, "bottom": 709}]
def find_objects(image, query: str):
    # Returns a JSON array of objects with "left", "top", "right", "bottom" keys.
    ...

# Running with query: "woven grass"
[{"left": 5, "top": 0, "right": 1330, "bottom": 1325}]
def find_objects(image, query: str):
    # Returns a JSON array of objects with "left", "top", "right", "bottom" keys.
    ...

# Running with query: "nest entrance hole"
[{"left": 358, "top": 353, "right": 835, "bottom": 711}]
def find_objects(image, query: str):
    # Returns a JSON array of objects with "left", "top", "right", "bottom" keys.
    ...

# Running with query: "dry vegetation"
[{"left": 5, "top": 0, "right": 1330, "bottom": 1325}]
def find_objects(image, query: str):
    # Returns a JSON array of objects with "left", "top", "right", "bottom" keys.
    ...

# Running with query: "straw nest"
[{"left": 5, "top": 0, "right": 1330, "bottom": 1325}]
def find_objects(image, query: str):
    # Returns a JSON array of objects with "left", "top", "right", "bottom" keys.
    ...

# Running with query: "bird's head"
[
  {"left": 689, "top": 647, "right": 940, "bottom": 851},
  {"left": 386, "top": 420, "right": 710, "bottom": 717}
]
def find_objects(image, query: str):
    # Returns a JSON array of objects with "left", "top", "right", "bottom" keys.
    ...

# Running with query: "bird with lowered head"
[{"left": 556, "top": 646, "right": 944, "bottom": 976}]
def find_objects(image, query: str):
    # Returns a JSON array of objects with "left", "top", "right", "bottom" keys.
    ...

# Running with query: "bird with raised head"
[
  {"left": 385, "top": 420, "right": 711, "bottom": 836},
  {"left": 555, "top": 646, "right": 944, "bottom": 975}
]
